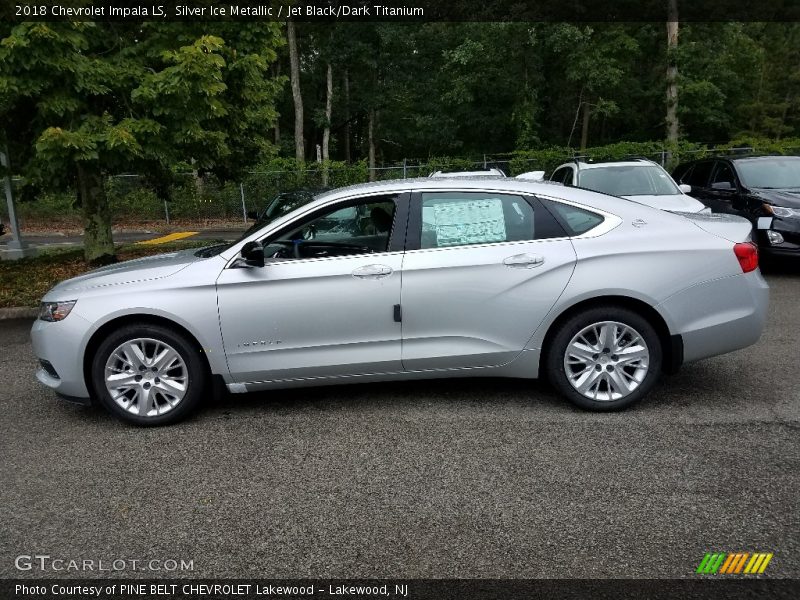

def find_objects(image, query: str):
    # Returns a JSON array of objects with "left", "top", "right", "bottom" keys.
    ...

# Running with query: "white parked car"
[
  {"left": 515, "top": 171, "right": 546, "bottom": 181},
  {"left": 550, "top": 158, "right": 709, "bottom": 213},
  {"left": 430, "top": 168, "right": 506, "bottom": 178}
]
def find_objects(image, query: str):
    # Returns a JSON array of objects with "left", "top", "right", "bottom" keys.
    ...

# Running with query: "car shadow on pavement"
[{"left": 203, "top": 376, "right": 569, "bottom": 419}]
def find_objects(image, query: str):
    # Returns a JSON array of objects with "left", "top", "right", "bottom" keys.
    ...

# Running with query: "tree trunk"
[
  {"left": 287, "top": 21, "right": 304, "bottom": 162},
  {"left": 77, "top": 163, "right": 115, "bottom": 265},
  {"left": 368, "top": 108, "right": 376, "bottom": 182},
  {"left": 273, "top": 62, "right": 281, "bottom": 145},
  {"left": 665, "top": 1, "right": 680, "bottom": 144},
  {"left": 343, "top": 69, "right": 351, "bottom": 162},
  {"left": 579, "top": 101, "right": 591, "bottom": 151},
  {"left": 322, "top": 62, "right": 333, "bottom": 187}
]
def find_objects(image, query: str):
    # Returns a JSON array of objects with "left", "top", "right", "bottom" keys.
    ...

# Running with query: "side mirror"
[
  {"left": 240, "top": 240, "right": 265, "bottom": 267},
  {"left": 246, "top": 210, "right": 260, "bottom": 221},
  {"left": 678, "top": 183, "right": 692, "bottom": 194},
  {"left": 711, "top": 181, "right": 734, "bottom": 191}
]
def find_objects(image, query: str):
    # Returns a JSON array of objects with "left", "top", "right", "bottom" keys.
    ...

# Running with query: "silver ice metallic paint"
[{"left": 31, "top": 178, "right": 769, "bottom": 416}]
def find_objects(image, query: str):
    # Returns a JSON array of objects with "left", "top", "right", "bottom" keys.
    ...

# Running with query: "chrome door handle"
[
  {"left": 352, "top": 264, "right": 393, "bottom": 279},
  {"left": 503, "top": 253, "right": 544, "bottom": 268}
]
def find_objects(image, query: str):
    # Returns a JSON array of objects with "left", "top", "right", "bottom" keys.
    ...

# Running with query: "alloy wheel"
[
  {"left": 563, "top": 321, "right": 650, "bottom": 402},
  {"left": 104, "top": 338, "right": 189, "bottom": 417}
]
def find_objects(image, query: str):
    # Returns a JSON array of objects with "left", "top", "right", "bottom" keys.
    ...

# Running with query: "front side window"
[
  {"left": 711, "top": 163, "right": 736, "bottom": 188},
  {"left": 686, "top": 161, "right": 714, "bottom": 188},
  {"left": 419, "top": 192, "right": 562, "bottom": 249},
  {"left": 552, "top": 167, "right": 573, "bottom": 185},
  {"left": 262, "top": 196, "right": 396, "bottom": 259}
]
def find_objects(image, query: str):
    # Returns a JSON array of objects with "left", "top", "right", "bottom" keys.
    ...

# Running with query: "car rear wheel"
[
  {"left": 91, "top": 324, "right": 207, "bottom": 426},
  {"left": 546, "top": 306, "right": 662, "bottom": 411}
]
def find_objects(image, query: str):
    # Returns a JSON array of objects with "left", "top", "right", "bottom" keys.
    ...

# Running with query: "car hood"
[
  {"left": 47, "top": 248, "right": 202, "bottom": 295},
  {"left": 621, "top": 193, "right": 706, "bottom": 213},
  {"left": 752, "top": 188, "right": 800, "bottom": 208}
]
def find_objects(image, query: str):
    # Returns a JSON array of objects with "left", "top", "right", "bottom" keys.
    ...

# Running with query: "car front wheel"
[
  {"left": 546, "top": 306, "right": 663, "bottom": 411},
  {"left": 91, "top": 324, "right": 207, "bottom": 426}
]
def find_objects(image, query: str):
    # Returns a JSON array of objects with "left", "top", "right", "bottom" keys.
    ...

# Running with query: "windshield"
[
  {"left": 735, "top": 157, "right": 800, "bottom": 189},
  {"left": 578, "top": 165, "right": 680, "bottom": 196},
  {"left": 194, "top": 190, "right": 319, "bottom": 257}
]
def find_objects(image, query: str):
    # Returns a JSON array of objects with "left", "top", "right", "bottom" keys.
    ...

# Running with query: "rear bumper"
[{"left": 657, "top": 270, "right": 769, "bottom": 364}]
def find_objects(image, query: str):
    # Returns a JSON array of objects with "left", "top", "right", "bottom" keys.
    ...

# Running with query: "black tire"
[
  {"left": 545, "top": 305, "right": 663, "bottom": 411},
  {"left": 91, "top": 323, "right": 207, "bottom": 426}
]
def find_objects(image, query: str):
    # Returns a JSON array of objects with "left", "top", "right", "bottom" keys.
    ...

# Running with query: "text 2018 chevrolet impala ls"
[{"left": 32, "top": 179, "right": 768, "bottom": 425}]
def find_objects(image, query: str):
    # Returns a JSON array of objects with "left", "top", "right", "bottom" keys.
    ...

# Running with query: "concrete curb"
[{"left": 0, "top": 307, "right": 38, "bottom": 320}]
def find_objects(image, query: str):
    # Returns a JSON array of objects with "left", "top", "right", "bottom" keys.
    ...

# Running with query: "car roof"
[
  {"left": 576, "top": 160, "right": 659, "bottom": 170},
  {"left": 429, "top": 169, "right": 506, "bottom": 178},
  {"left": 219, "top": 177, "right": 675, "bottom": 261},
  {"left": 730, "top": 154, "right": 800, "bottom": 162},
  {"left": 677, "top": 154, "right": 798, "bottom": 166},
  {"left": 314, "top": 177, "right": 651, "bottom": 213}
]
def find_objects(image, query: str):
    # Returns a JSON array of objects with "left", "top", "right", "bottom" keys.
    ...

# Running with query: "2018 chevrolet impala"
[{"left": 31, "top": 178, "right": 769, "bottom": 426}]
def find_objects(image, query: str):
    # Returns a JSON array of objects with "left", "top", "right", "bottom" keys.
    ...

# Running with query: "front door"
[
  {"left": 217, "top": 193, "right": 408, "bottom": 383},
  {"left": 400, "top": 190, "right": 577, "bottom": 371}
]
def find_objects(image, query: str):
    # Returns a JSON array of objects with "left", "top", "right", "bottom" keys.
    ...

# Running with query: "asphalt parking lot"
[{"left": 1, "top": 266, "right": 798, "bottom": 580}]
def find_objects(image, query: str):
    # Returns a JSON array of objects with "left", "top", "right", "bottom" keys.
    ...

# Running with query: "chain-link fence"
[{"left": 3, "top": 144, "right": 798, "bottom": 232}]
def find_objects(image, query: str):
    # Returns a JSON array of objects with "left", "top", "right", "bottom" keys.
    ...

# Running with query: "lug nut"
[
  {"left": 143, "top": 382, "right": 151, "bottom": 390},
  {"left": 607, "top": 365, "right": 614, "bottom": 372},
  {"left": 595, "top": 365, "right": 602, "bottom": 371},
  {"left": 135, "top": 375, "right": 142, "bottom": 382}
]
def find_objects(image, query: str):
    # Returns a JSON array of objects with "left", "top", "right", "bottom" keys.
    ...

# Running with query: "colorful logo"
[{"left": 696, "top": 552, "right": 773, "bottom": 575}]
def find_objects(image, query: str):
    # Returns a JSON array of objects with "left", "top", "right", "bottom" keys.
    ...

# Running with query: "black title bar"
[{"left": 4, "top": 0, "right": 800, "bottom": 22}]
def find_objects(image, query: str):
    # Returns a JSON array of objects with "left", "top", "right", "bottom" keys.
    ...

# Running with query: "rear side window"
[
  {"left": 543, "top": 200, "right": 604, "bottom": 236},
  {"left": 418, "top": 192, "right": 562, "bottom": 249}
]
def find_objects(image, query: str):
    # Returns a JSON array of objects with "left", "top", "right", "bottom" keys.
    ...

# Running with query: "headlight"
[
  {"left": 764, "top": 204, "right": 800, "bottom": 218},
  {"left": 38, "top": 300, "right": 77, "bottom": 322}
]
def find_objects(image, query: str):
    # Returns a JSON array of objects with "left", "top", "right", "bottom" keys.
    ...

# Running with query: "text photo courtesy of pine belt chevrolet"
[{"left": 31, "top": 178, "right": 769, "bottom": 426}]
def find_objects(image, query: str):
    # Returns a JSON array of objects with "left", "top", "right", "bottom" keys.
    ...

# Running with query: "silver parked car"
[{"left": 31, "top": 178, "right": 768, "bottom": 426}]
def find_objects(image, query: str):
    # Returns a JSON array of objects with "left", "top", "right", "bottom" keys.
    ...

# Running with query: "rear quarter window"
[{"left": 542, "top": 200, "right": 604, "bottom": 236}]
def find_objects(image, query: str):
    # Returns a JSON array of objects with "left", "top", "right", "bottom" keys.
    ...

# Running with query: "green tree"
[{"left": 0, "top": 21, "right": 283, "bottom": 263}]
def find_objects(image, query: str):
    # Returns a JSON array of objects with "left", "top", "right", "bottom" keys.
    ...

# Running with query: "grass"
[{"left": 0, "top": 240, "right": 222, "bottom": 308}]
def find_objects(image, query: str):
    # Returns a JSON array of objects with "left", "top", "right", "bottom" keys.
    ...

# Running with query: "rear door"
[{"left": 399, "top": 190, "right": 577, "bottom": 371}]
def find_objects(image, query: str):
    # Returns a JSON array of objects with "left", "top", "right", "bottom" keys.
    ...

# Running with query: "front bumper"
[
  {"left": 757, "top": 216, "right": 800, "bottom": 256},
  {"left": 657, "top": 270, "right": 769, "bottom": 364},
  {"left": 30, "top": 314, "right": 93, "bottom": 399}
]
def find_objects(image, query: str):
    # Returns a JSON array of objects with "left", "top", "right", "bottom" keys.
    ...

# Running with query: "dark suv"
[{"left": 673, "top": 155, "right": 800, "bottom": 257}]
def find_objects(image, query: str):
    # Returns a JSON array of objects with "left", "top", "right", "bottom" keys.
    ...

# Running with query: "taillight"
[{"left": 733, "top": 242, "right": 758, "bottom": 273}]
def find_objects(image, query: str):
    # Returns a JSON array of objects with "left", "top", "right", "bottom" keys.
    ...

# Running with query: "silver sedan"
[{"left": 31, "top": 178, "right": 769, "bottom": 425}]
